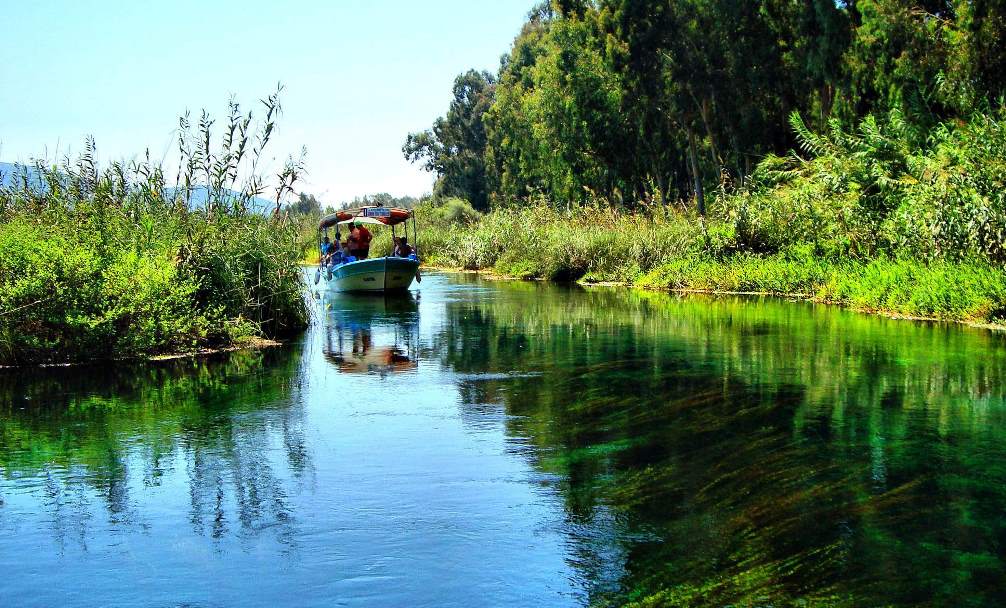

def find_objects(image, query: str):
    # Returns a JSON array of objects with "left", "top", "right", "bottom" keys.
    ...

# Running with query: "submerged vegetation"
[
  {"left": 0, "top": 89, "right": 308, "bottom": 365},
  {"left": 436, "top": 280, "right": 1006, "bottom": 606},
  {"left": 407, "top": 1, "right": 1006, "bottom": 324}
]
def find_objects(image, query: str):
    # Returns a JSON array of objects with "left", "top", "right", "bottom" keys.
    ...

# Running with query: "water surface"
[{"left": 2, "top": 273, "right": 1006, "bottom": 606}]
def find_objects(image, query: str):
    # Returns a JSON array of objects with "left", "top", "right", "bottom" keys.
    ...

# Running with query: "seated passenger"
[
  {"left": 393, "top": 237, "right": 414, "bottom": 258},
  {"left": 331, "top": 230, "right": 348, "bottom": 263},
  {"left": 320, "top": 236, "right": 334, "bottom": 263}
]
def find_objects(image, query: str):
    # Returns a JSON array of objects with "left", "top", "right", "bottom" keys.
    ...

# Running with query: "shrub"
[
  {"left": 0, "top": 92, "right": 309, "bottom": 365},
  {"left": 435, "top": 197, "right": 481, "bottom": 225}
]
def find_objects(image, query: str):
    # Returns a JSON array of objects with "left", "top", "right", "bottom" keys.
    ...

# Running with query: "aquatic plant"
[{"left": 0, "top": 89, "right": 309, "bottom": 365}]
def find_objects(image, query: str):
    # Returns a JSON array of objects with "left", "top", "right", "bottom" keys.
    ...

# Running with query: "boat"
[{"left": 316, "top": 206, "right": 420, "bottom": 293}]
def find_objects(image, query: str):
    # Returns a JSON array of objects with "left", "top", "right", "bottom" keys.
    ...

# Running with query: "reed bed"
[{"left": 0, "top": 90, "right": 308, "bottom": 365}]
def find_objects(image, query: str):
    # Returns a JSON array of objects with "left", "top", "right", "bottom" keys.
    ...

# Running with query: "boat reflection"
[{"left": 320, "top": 291, "right": 420, "bottom": 376}]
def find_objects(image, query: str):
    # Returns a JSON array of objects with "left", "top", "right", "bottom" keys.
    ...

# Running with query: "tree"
[
  {"left": 291, "top": 192, "right": 321, "bottom": 216},
  {"left": 486, "top": 7, "right": 626, "bottom": 205},
  {"left": 412, "top": 0, "right": 1005, "bottom": 213},
  {"left": 403, "top": 70, "right": 496, "bottom": 210}
]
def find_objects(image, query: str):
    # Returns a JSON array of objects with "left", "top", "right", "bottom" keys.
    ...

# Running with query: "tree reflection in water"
[
  {"left": 432, "top": 277, "right": 1006, "bottom": 606},
  {"left": 0, "top": 348, "right": 310, "bottom": 552},
  {"left": 4, "top": 273, "right": 1006, "bottom": 606}
]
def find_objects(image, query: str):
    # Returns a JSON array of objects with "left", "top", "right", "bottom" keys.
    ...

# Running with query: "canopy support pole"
[{"left": 411, "top": 215, "right": 419, "bottom": 259}]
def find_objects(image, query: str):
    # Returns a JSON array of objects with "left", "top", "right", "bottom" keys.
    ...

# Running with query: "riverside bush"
[
  {"left": 0, "top": 93, "right": 308, "bottom": 365},
  {"left": 412, "top": 109, "right": 1006, "bottom": 324},
  {"left": 0, "top": 204, "right": 307, "bottom": 365}
]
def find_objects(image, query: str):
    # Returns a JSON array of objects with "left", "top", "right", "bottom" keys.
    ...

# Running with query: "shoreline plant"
[
  {"left": 406, "top": 108, "right": 1006, "bottom": 325},
  {"left": 0, "top": 88, "right": 309, "bottom": 366}
]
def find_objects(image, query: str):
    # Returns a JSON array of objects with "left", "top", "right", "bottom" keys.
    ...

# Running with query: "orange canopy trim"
[{"left": 319, "top": 206, "right": 412, "bottom": 229}]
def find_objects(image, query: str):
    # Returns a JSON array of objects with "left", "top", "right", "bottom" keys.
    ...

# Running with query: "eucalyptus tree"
[
  {"left": 403, "top": 70, "right": 496, "bottom": 210},
  {"left": 486, "top": 5, "right": 626, "bottom": 206}
]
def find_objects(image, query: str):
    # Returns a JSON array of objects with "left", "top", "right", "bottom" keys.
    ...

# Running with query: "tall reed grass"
[
  {"left": 0, "top": 89, "right": 308, "bottom": 365},
  {"left": 409, "top": 192, "right": 1006, "bottom": 324}
]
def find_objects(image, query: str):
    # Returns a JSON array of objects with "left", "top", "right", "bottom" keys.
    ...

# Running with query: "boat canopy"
[{"left": 319, "top": 206, "right": 412, "bottom": 230}]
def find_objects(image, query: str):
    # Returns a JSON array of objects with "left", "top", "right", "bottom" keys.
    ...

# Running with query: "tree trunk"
[
  {"left": 687, "top": 127, "right": 705, "bottom": 216},
  {"left": 698, "top": 96, "right": 722, "bottom": 170},
  {"left": 821, "top": 83, "right": 834, "bottom": 121},
  {"left": 652, "top": 162, "right": 668, "bottom": 207}
]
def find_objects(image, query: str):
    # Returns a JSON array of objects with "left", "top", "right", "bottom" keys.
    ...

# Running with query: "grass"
[
  {"left": 406, "top": 200, "right": 1006, "bottom": 325},
  {"left": 0, "top": 91, "right": 309, "bottom": 366},
  {"left": 641, "top": 255, "right": 1006, "bottom": 321}
]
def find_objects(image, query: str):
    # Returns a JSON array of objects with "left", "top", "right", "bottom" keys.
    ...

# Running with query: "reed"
[
  {"left": 410, "top": 199, "right": 1006, "bottom": 324},
  {"left": 0, "top": 89, "right": 309, "bottom": 365}
]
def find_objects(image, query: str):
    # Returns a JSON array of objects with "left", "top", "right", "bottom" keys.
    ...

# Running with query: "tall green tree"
[
  {"left": 486, "top": 6, "right": 626, "bottom": 204},
  {"left": 403, "top": 70, "right": 496, "bottom": 210},
  {"left": 409, "top": 0, "right": 1005, "bottom": 214},
  {"left": 841, "top": 0, "right": 1006, "bottom": 120}
]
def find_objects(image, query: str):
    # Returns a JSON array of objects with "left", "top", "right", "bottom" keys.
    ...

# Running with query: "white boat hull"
[{"left": 323, "top": 257, "right": 419, "bottom": 293}]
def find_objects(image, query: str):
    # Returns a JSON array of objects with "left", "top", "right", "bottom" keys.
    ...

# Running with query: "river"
[{"left": 2, "top": 272, "right": 1006, "bottom": 606}]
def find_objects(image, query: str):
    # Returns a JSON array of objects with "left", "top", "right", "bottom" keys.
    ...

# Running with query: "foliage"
[
  {"left": 426, "top": 197, "right": 481, "bottom": 226},
  {"left": 407, "top": 0, "right": 1006, "bottom": 216},
  {"left": 719, "top": 109, "right": 1006, "bottom": 263},
  {"left": 0, "top": 94, "right": 309, "bottom": 365},
  {"left": 290, "top": 192, "right": 322, "bottom": 216},
  {"left": 486, "top": 9, "right": 625, "bottom": 205},
  {"left": 414, "top": 102, "right": 1006, "bottom": 325}
]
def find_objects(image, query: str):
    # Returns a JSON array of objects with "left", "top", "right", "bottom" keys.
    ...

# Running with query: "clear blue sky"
[{"left": 0, "top": 1, "right": 532, "bottom": 204}]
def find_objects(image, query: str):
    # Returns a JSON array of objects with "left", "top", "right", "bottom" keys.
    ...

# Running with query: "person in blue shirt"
[
  {"left": 330, "top": 231, "right": 345, "bottom": 264},
  {"left": 320, "top": 236, "right": 334, "bottom": 263}
]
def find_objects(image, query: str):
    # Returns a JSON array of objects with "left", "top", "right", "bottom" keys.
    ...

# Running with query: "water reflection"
[
  {"left": 3, "top": 274, "right": 1006, "bottom": 606},
  {"left": 320, "top": 292, "right": 420, "bottom": 376},
  {"left": 432, "top": 279, "right": 1006, "bottom": 606},
  {"left": 0, "top": 349, "right": 309, "bottom": 553}
]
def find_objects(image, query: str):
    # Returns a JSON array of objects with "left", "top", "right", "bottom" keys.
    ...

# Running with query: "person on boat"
[
  {"left": 320, "top": 236, "right": 334, "bottom": 264},
  {"left": 339, "top": 239, "right": 353, "bottom": 261},
  {"left": 393, "top": 236, "right": 421, "bottom": 282},
  {"left": 346, "top": 227, "right": 359, "bottom": 255},
  {"left": 393, "top": 236, "right": 414, "bottom": 258},
  {"left": 329, "top": 231, "right": 345, "bottom": 265},
  {"left": 350, "top": 221, "right": 373, "bottom": 260}
]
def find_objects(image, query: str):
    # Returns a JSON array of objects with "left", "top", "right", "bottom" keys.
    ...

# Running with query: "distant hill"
[
  {"left": 0, "top": 161, "right": 276, "bottom": 213},
  {"left": 0, "top": 162, "right": 42, "bottom": 189}
]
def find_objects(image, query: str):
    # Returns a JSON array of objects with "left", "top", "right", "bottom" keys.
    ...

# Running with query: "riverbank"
[
  {"left": 445, "top": 264, "right": 1006, "bottom": 331},
  {"left": 0, "top": 336, "right": 285, "bottom": 370},
  {"left": 0, "top": 205, "right": 308, "bottom": 367},
  {"left": 408, "top": 204, "right": 1006, "bottom": 327}
]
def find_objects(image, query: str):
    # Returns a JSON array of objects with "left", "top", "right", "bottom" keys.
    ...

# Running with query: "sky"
[{"left": 0, "top": 0, "right": 533, "bottom": 205}]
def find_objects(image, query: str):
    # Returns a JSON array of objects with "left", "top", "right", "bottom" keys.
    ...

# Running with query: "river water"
[{"left": 2, "top": 272, "right": 1006, "bottom": 606}]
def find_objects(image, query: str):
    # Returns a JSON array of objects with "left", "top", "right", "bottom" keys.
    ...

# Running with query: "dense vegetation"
[
  {"left": 405, "top": 0, "right": 1006, "bottom": 322},
  {"left": 0, "top": 91, "right": 309, "bottom": 365}
]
